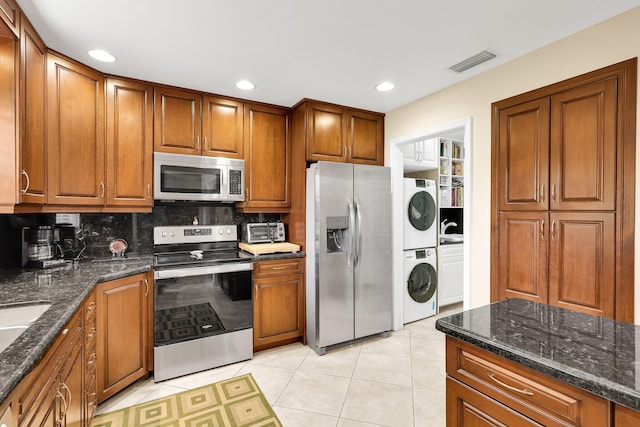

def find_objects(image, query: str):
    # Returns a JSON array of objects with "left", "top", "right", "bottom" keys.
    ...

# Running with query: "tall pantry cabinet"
[{"left": 491, "top": 59, "right": 636, "bottom": 322}]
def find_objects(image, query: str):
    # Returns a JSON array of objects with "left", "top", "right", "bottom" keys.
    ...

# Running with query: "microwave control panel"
[{"left": 229, "top": 170, "right": 243, "bottom": 195}]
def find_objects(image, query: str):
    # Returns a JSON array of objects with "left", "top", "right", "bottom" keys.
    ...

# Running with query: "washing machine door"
[
  {"left": 407, "top": 191, "right": 436, "bottom": 231},
  {"left": 407, "top": 263, "right": 437, "bottom": 303}
]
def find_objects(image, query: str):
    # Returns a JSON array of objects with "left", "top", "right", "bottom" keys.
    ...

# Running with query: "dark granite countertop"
[
  {"left": 0, "top": 258, "right": 153, "bottom": 406},
  {"left": 435, "top": 298, "right": 640, "bottom": 411},
  {"left": 0, "top": 250, "right": 303, "bottom": 406}
]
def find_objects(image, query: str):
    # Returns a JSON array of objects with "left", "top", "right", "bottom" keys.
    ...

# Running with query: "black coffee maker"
[{"left": 22, "top": 225, "right": 66, "bottom": 268}]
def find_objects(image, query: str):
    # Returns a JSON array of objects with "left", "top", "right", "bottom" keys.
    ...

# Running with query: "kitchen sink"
[
  {"left": 0, "top": 302, "right": 51, "bottom": 353},
  {"left": 440, "top": 234, "right": 464, "bottom": 243}
]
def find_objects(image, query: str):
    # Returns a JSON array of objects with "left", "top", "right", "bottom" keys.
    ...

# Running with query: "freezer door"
[
  {"left": 353, "top": 164, "right": 393, "bottom": 338},
  {"left": 314, "top": 162, "right": 355, "bottom": 348}
]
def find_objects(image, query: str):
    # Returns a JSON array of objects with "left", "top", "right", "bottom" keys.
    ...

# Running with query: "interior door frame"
[{"left": 390, "top": 117, "right": 472, "bottom": 330}]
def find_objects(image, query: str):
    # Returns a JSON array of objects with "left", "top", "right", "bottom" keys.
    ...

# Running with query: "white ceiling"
[{"left": 16, "top": 0, "right": 640, "bottom": 113}]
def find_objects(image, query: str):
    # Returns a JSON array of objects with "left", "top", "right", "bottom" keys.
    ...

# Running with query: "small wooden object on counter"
[
  {"left": 253, "top": 258, "right": 304, "bottom": 352},
  {"left": 239, "top": 241, "right": 300, "bottom": 255}
]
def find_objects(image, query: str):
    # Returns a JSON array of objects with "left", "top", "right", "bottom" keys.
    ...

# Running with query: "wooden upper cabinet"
[
  {"left": 202, "top": 96, "right": 243, "bottom": 158},
  {"left": 307, "top": 102, "right": 347, "bottom": 162},
  {"left": 153, "top": 87, "right": 201, "bottom": 155},
  {"left": 19, "top": 17, "right": 47, "bottom": 205},
  {"left": 0, "top": 0, "right": 19, "bottom": 38},
  {"left": 347, "top": 109, "right": 384, "bottom": 165},
  {"left": 47, "top": 52, "right": 105, "bottom": 205},
  {"left": 238, "top": 103, "right": 290, "bottom": 212},
  {"left": 106, "top": 78, "right": 153, "bottom": 207},
  {"left": 296, "top": 100, "right": 384, "bottom": 165},
  {"left": 548, "top": 212, "right": 615, "bottom": 318},
  {"left": 498, "top": 98, "right": 550, "bottom": 211},
  {"left": 154, "top": 88, "right": 244, "bottom": 159},
  {"left": 550, "top": 79, "right": 617, "bottom": 211}
]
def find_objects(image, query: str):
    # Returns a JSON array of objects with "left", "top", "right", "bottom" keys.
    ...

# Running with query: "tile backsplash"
[{"left": 0, "top": 203, "right": 280, "bottom": 269}]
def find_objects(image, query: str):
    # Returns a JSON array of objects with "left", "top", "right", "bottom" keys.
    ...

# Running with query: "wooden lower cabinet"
[
  {"left": 446, "top": 337, "right": 610, "bottom": 426},
  {"left": 96, "top": 272, "right": 152, "bottom": 402},
  {"left": 497, "top": 211, "right": 615, "bottom": 318},
  {"left": 447, "top": 377, "right": 543, "bottom": 426},
  {"left": 253, "top": 258, "right": 304, "bottom": 351},
  {"left": 614, "top": 404, "right": 640, "bottom": 426},
  {"left": 16, "top": 296, "right": 88, "bottom": 427}
]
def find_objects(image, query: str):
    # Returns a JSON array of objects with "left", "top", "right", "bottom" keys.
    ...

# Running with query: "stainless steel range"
[{"left": 153, "top": 225, "right": 253, "bottom": 382}]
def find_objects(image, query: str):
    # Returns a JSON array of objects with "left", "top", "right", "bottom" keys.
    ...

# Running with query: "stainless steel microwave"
[{"left": 154, "top": 152, "right": 244, "bottom": 202}]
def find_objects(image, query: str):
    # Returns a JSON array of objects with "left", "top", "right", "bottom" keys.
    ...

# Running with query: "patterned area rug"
[{"left": 92, "top": 374, "right": 282, "bottom": 427}]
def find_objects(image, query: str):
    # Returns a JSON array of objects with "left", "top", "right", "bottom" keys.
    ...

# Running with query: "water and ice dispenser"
[{"left": 326, "top": 216, "right": 350, "bottom": 253}]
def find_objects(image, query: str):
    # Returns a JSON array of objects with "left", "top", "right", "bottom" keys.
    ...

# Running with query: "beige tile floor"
[{"left": 96, "top": 303, "right": 462, "bottom": 426}]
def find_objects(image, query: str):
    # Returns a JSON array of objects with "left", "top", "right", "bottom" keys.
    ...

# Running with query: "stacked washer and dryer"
[{"left": 403, "top": 178, "right": 438, "bottom": 323}]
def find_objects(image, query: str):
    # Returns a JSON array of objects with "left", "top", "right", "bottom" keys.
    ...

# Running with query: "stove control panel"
[{"left": 154, "top": 225, "right": 237, "bottom": 245}]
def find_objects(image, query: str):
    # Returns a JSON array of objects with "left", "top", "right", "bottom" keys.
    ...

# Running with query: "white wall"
[{"left": 385, "top": 6, "right": 640, "bottom": 321}]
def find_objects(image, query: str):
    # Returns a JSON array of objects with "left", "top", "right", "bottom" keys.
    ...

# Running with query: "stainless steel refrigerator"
[{"left": 306, "top": 161, "right": 392, "bottom": 355}]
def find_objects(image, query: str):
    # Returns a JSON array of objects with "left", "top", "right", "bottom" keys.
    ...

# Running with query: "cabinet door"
[
  {"left": 498, "top": 212, "right": 548, "bottom": 304},
  {"left": 254, "top": 273, "right": 303, "bottom": 349},
  {"left": 347, "top": 109, "right": 384, "bottom": 165},
  {"left": 47, "top": 53, "right": 105, "bottom": 205},
  {"left": 202, "top": 96, "right": 243, "bottom": 158},
  {"left": 550, "top": 79, "right": 617, "bottom": 211},
  {"left": 96, "top": 273, "right": 150, "bottom": 402},
  {"left": 306, "top": 102, "right": 347, "bottom": 162},
  {"left": 615, "top": 404, "right": 640, "bottom": 426},
  {"left": 153, "top": 87, "right": 201, "bottom": 154},
  {"left": 438, "top": 244, "right": 464, "bottom": 307},
  {"left": 60, "top": 333, "right": 84, "bottom": 427},
  {"left": 240, "top": 103, "right": 291, "bottom": 211},
  {"left": 446, "top": 377, "right": 543, "bottom": 427},
  {"left": 19, "top": 18, "right": 47, "bottom": 204},
  {"left": 0, "top": 0, "right": 19, "bottom": 37},
  {"left": 548, "top": 212, "right": 615, "bottom": 318},
  {"left": 498, "top": 98, "right": 550, "bottom": 211},
  {"left": 106, "top": 78, "right": 153, "bottom": 207}
]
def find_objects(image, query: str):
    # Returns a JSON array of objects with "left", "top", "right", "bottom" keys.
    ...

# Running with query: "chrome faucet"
[{"left": 441, "top": 219, "right": 457, "bottom": 234}]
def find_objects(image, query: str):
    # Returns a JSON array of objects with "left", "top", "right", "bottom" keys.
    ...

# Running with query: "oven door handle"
[{"left": 155, "top": 262, "right": 253, "bottom": 280}]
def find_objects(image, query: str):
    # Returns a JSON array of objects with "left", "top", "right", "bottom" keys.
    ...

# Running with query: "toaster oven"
[{"left": 242, "top": 223, "right": 285, "bottom": 243}]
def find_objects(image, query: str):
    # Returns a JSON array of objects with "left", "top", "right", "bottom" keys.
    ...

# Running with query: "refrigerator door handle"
[
  {"left": 347, "top": 199, "right": 355, "bottom": 271},
  {"left": 355, "top": 198, "right": 363, "bottom": 270}
]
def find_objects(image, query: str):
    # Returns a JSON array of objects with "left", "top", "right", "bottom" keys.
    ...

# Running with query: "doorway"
[{"left": 389, "top": 117, "right": 471, "bottom": 330}]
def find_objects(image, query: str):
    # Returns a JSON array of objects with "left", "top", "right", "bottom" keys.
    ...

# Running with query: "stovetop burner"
[{"left": 153, "top": 225, "right": 251, "bottom": 269}]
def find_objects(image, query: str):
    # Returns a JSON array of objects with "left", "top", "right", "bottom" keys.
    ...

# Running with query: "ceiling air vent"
[{"left": 449, "top": 50, "right": 496, "bottom": 73}]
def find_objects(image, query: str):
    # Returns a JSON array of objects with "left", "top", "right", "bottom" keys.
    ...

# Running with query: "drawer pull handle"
[
  {"left": 488, "top": 372, "right": 534, "bottom": 396},
  {"left": 271, "top": 266, "right": 288, "bottom": 270}
]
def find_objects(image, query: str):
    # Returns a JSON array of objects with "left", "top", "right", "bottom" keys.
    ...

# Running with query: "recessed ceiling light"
[
  {"left": 88, "top": 49, "right": 116, "bottom": 63},
  {"left": 235, "top": 80, "right": 255, "bottom": 90},
  {"left": 376, "top": 81, "right": 395, "bottom": 92}
]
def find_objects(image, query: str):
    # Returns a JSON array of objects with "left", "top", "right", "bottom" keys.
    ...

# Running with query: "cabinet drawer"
[
  {"left": 253, "top": 258, "right": 303, "bottom": 278},
  {"left": 446, "top": 337, "right": 609, "bottom": 426}
]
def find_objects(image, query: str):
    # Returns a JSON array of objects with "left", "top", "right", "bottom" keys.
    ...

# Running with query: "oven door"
[{"left": 153, "top": 262, "right": 253, "bottom": 381}]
